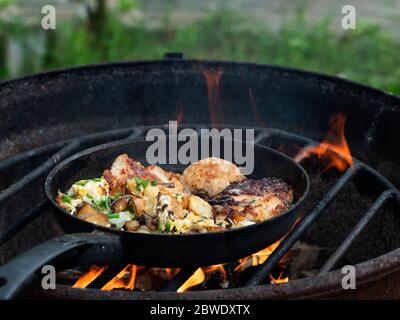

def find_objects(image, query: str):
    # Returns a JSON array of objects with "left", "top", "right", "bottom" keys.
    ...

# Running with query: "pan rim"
[{"left": 45, "top": 137, "right": 310, "bottom": 239}]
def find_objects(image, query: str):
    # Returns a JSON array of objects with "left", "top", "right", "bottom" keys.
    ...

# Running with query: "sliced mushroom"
[
  {"left": 76, "top": 203, "right": 109, "bottom": 227},
  {"left": 143, "top": 214, "right": 158, "bottom": 231},
  {"left": 112, "top": 195, "right": 131, "bottom": 212}
]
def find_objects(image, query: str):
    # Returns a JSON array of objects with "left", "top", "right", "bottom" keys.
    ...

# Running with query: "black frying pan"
[{"left": 0, "top": 138, "right": 309, "bottom": 299}]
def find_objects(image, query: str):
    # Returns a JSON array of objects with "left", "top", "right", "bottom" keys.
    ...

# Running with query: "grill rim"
[{"left": 1, "top": 58, "right": 399, "bottom": 106}]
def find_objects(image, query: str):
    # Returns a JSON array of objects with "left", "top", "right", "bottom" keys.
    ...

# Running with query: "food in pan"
[
  {"left": 57, "top": 154, "right": 294, "bottom": 234},
  {"left": 181, "top": 157, "right": 245, "bottom": 197}
]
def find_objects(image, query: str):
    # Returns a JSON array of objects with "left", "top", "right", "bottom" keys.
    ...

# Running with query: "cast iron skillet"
[{"left": 0, "top": 138, "right": 309, "bottom": 299}]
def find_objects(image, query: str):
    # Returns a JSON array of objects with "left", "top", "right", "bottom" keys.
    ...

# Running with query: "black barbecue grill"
[{"left": 0, "top": 56, "right": 400, "bottom": 299}]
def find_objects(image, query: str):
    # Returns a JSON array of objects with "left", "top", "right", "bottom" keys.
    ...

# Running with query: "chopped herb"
[
  {"left": 93, "top": 178, "right": 102, "bottom": 182},
  {"left": 134, "top": 177, "right": 150, "bottom": 191},
  {"left": 165, "top": 221, "right": 171, "bottom": 232},
  {"left": 93, "top": 198, "right": 112, "bottom": 215},
  {"left": 113, "top": 192, "right": 121, "bottom": 199},
  {"left": 105, "top": 196, "right": 113, "bottom": 212},
  {"left": 107, "top": 213, "right": 120, "bottom": 219},
  {"left": 61, "top": 194, "right": 72, "bottom": 204},
  {"left": 94, "top": 199, "right": 106, "bottom": 209},
  {"left": 151, "top": 179, "right": 158, "bottom": 186}
]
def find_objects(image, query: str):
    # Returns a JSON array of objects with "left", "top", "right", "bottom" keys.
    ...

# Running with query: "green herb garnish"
[
  {"left": 151, "top": 179, "right": 158, "bottom": 186},
  {"left": 165, "top": 221, "right": 171, "bottom": 233},
  {"left": 107, "top": 213, "right": 120, "bottom": 219},
  {"left": 61, "top": 194, "right": 72, "bottom": 204},
  {"left": 134, "top": 177, "right": 150, "bottom": 191},
  {"left": 113, "top": 192, "right": 121, "bottom": 199},
  {"left": 93, "top": 178, "right": 102, "bottom": 182},
  {"left": 93, "top": 197, "right": 112, "bottom": 215}
]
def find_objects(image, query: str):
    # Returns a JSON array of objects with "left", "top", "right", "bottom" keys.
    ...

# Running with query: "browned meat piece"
[
  {"left": 210, "top": 178, "right": 294, "bottom": 223},
  {"left": 103, "top": 154, "right": 183, "bottom": 194},
  {"left": 181, "top": 157, "right": 245, "bottom": 197}
]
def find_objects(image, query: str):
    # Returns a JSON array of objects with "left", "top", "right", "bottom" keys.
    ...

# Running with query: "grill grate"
[{"left": 0, "top": 125, "right": 399, "bottom": 293}]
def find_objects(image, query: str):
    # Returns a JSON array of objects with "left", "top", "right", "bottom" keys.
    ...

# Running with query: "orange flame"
[
  {"left": 201, "top": 68, "right": 223, "bottom": 127},
  {"left": 101, "top": 264, "right": 138, "bottom": 291},
  {"left": 270, "top": 271, "right": 289, "bottom": 284},
  {"left": 176, "top": 103, "right": 184, "bottom": 126},
  {"left": 177, "top": 268, "right": 205, "bottom": 293},
  {"left": 234, "top": 240, "right": 281, "bottom": 272},
  {"left": 203, "top": 264, "right": 227, "bottom": 280},
  {"left": 294, "top": 113, "right": 353, "bottom": 172},
  {"left": 165, "top": 268, "right": 181, "bottom": 280},
  {"left": 72, "top": 265, "right": 108, "bottom": 288},
  {"left": 177, "top": 264, "right": 226, "bottom": 293}
]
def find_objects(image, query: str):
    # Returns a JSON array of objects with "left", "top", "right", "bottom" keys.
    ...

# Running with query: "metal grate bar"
[
  {"left": 160, "top": 268, "right": 198, "bottom": 292},
  {"left": 0, "top": 140, "right": 81, "bottom": 206},
  {"left": 0, "top": 128, "right": 138, "bottom": 207},
  {"left": 318, "top": 190, "right": 394, "bottom": 274},
  {"left": 0, "top": 141, "right": 68, "bottom": 172},
  {"left": 244, "top": 164, "right": 360, "bottom": 286},
  {"left": 0, "top": 128, "right": 136, "bottom": 175},
  {"left": 0, "top": 200, "right": 50, "bottom": 246}
]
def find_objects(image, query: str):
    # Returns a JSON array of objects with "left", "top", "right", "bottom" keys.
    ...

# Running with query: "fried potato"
[
  {"left": 188, "top": 195, "right": 213, "bottom": 219},
  {"left": 76, "top": 204, "right": 109, "bottom": 227}
]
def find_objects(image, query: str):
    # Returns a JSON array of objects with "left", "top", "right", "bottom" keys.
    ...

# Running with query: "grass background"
[{"left": 1, "top": 2, "right": 400, "bottom": 95}]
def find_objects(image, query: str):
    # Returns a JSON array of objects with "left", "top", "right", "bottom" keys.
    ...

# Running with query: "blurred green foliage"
[{"left": 0, "top": 4, "right": 400, "bottom": 95}]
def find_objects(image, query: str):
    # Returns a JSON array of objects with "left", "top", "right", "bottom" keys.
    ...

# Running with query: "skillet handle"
[{"left": 0, "top": 232, "right": 123, "bottom": 300}]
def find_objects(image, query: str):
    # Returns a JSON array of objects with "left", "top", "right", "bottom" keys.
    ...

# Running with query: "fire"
[
  {"left": 72, "top": 242, "right": 286, "bottom": 292},
  {"left": 201, "top": 68, "right": 223, "bottom": 127},
  {"left": 203, "top": 265, "right": 226, "bottom": 280},
  {"left": 177, "top": 268, "right": 205, "bottom": 293},
  {"left": 73, "top": 264, "right": 140, "bottom": 291},
  {"left": 176, "top": 103, "right": 184, "bottom": 126},
  {"left": 177, "top": 264, "right": 226, "bottom": 293},
  {"left": 270, "top": 271, "right": 289, "bottom": 284},
  {"left": 294, "top": 113, "right": 353, "bottom": 172},
  {"left": 165, "top": 268, "right": 180, "bottom": 280},
  {"left": 101, "top": 264, "right": 138, "bottom": 291},
  {"left": 248, "top": 89, "right": 267, "bottom": 127},
  {"left": 234, "top": 240, "right": 281, "bottom": 272},
  {"left": 72, "top": 265, "right": 107, "bottom": 288}
]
